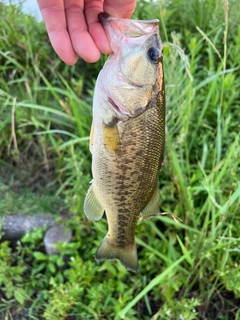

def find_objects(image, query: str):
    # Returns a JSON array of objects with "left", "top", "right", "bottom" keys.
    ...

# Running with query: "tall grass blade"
[{"left": 118, "top": 256, "right": 185, "bottom": 319}]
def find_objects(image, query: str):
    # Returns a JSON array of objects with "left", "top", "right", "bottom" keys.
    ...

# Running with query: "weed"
[{"left": 0, "top": 0, "right": 239, "bottom": 319}]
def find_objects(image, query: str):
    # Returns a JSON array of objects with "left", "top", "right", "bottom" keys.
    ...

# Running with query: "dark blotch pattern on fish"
[{"left": 93, "top": 62, "right": 165, "bottom": 249}]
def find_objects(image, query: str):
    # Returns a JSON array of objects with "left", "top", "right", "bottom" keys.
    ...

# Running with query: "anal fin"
[{"left": 84, "top": 183, "right": 104, "bottom": 221}]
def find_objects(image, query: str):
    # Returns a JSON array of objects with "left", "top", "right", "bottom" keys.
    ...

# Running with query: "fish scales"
[
  {"left": 108, "top": 102, "right": 164, "bottom": 246},
  {"left": 84, "top": 13, "right": 165, "bottom": 272}
]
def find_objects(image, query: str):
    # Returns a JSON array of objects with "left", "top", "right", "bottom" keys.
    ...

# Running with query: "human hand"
[{"left": 37, "top": 0, "right": 136, "bottom": 65}]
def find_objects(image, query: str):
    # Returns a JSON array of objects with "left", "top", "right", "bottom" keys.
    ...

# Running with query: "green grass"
[{"left": 0, "top": 0, "right": 240, "bottom": 319}]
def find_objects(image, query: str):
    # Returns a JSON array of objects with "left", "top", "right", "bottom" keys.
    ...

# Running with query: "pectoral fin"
[
  {"left": 84, "top": 183, "right": 104, "bottom": 221},
  {"left": 103, "top": 122, "right": 121, "bottom": 156},
  {"left": 140, "top": 184, "right": 160, "bottom": 218}
]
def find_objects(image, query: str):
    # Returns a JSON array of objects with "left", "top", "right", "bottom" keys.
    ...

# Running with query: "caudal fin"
[{"left": 95, "top": 236, "right": 138, "bottom": 273}]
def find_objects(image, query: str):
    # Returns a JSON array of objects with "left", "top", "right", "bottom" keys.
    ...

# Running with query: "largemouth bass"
[{"left": 84, "top": 13, "right": 165, "bottom": 272}]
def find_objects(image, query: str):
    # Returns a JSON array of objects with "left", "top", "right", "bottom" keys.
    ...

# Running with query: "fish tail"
[{"left": 95, "top": 236, "right": 138, "bottom": 273}]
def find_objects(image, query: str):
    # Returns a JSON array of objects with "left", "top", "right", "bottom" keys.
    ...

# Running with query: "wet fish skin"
[{"left": 84, "top": 13, "right": 165, "bottom": 272}]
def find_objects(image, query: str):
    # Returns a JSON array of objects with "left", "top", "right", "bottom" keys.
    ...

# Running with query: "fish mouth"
[
  {"left": 98, "top": 12, "right": 159, "bottom": 25},
  {"left": 98, "top": 12, "right": 159, "bottom": 35}
]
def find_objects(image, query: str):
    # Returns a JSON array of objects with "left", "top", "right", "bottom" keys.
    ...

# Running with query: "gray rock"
[
  {"left": 0, "top": 215, "right": 55, "bottom": 240},
  {"left": 44, "top": 225, "right": 72, "bottom": 255}
]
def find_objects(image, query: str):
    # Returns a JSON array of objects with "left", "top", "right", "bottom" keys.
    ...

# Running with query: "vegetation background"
[{"left": 0, "top": 0, "right": 239, "bottom": 319}]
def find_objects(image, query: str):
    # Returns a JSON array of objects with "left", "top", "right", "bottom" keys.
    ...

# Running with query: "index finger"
[
  {"left": 64, "top": 0, "right": 103, "bottom": 62},
  {"left": 37, "top": 0, "right": 78, "bottom": 65}
]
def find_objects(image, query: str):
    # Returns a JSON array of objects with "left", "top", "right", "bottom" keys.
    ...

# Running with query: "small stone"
[{"left": 44, "top": 225, "right": 72, "bottom": 255}]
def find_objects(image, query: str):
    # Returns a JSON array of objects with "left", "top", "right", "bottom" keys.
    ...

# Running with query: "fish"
[{"left": 84, "top": 13, "right": 165, "bottom": 273}]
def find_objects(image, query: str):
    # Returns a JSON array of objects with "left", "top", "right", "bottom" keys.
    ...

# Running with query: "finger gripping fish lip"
[{"left": 98, "top": 12, "right": 110, "bottom": 25}]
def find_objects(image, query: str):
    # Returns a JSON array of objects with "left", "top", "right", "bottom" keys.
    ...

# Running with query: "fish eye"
[{"left": 147, "top": 47, "right": 161, "bottom": 63}]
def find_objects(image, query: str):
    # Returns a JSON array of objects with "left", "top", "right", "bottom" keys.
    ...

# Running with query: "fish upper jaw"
[{"left": 99, "top": 12, "right": 159, "bottom": 46}]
